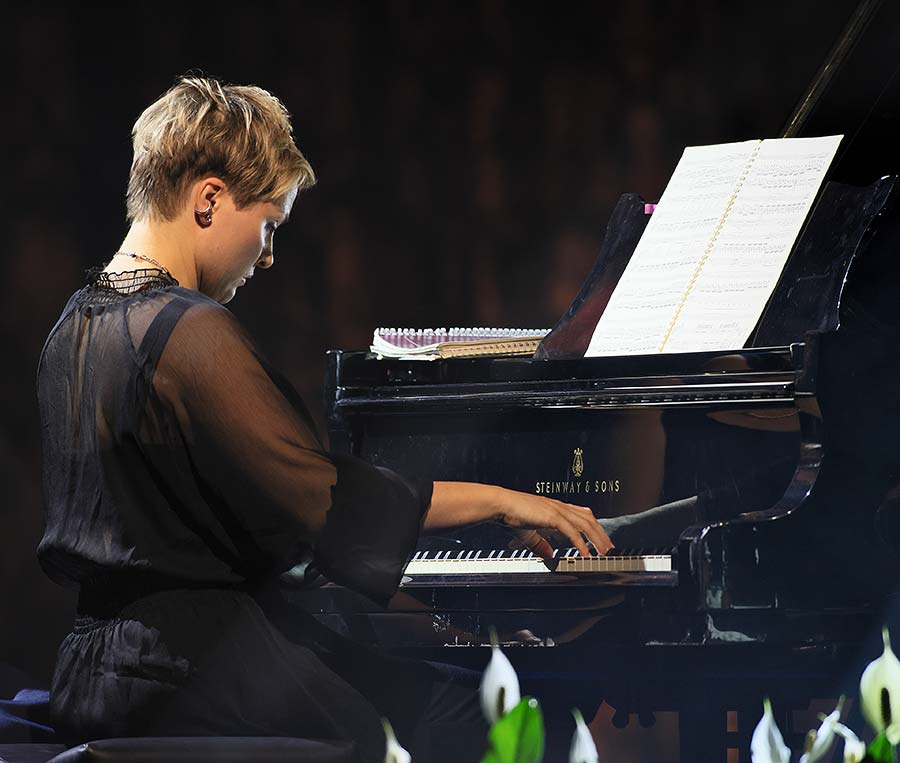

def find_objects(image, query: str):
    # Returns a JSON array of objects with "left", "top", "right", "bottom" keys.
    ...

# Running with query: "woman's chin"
[
  {"left": 209, "top": 278, "right": 246, "bottom": 304},
  {"left": 218, "top": 286, "right": 238, "bottom": 304}
]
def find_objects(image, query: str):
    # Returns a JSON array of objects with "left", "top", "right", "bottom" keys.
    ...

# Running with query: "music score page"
[{"left": 584, "top": 135, "right": 843, "bottom": 356}]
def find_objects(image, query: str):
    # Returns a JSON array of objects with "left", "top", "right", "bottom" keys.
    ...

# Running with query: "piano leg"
[
  {"left": 679, "top": 701, "right": 732, "bottom": 762},
  {"left": 678, "top": 692, "right": 782, "bottom": 762}
]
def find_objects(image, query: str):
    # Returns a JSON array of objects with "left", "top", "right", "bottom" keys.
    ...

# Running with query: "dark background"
[{"left": 2, "top": 0, "right": 860, "bottom": 694}]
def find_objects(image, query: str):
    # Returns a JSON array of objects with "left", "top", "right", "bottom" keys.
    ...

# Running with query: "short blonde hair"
[{"left": 126, "top": 76, "right": 316, "bottom": 222}]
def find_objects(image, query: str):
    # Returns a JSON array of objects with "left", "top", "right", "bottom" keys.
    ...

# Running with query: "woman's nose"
[{"left": 257, "top": 249, "right": 274, "bottom": 269}]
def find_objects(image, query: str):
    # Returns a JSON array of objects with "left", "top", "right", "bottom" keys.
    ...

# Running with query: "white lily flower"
[
  {"left": 569, "top": 707, "right": 599, "bottom": 763},
  {"left": 798, "top": 699, "right": 843, "bottom": 763},
  {"left": 382, "top": 718, "right": 411, "bottom": 763},
  {"left": 860, "top": 626, "right": 900, "bottom": 743},
  {"left": 479, "top": 631, "right": 521, "bottom": 724},
  {"left": 751, "top": 698, "right": 791, "bottom": 763},
  {"left": 832, "top": 722, "right": 866, "bottom": 763}
]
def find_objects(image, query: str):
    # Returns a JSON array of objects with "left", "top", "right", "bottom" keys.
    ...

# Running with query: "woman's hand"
[
  {"left": 493, "top": 489, "right": 614, "bottom": 559},
  {"left": 425, "top": 482, "right": 613, "bottom": 560}
]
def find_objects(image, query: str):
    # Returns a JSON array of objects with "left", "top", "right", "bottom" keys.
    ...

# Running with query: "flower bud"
[
  {"left": 382, "top": 718, "right": 410, "bottom": 763},
  {"left": 751, "top": 698, "right": 791, "bottom": 763},
  {"left": 479, "top": 632, "right": 521, "bottom": 724},
  {"left": 832, "top": 722, "right": 865, "bottom": 763},
  {"left": 569, "top": 707, "right": 599, "bottom": 763},
  {"left": 859, "top": 627, "right": 900, "bottom": 744},
  {"left": 799, "top": 699, "right": 842, "bottom": 763}
]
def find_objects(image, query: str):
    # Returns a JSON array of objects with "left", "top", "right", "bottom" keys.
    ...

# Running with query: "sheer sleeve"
[{"left": 149, "top": 295, "right": 431, "bottom": 603}]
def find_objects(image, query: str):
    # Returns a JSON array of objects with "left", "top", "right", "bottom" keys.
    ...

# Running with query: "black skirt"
[{"left": 50, "top": 587, "right": 484, "bottom": 763}]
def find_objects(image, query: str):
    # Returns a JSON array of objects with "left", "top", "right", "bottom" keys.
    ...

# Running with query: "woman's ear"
[{"left": 191, "top": 178, "right": 224, "bottom": 228}]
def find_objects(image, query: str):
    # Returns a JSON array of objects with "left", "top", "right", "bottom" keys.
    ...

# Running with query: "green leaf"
[
  {"left": 480, "top": 696, "right": 545, "bottom": 763},
  {"left": 867, "top": 731, "right": 898, "bottom": 763}
]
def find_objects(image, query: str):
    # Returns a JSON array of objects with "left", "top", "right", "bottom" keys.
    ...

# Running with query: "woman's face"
[{"left": 198, "top": 187, "right": 297, "bottom": 304}]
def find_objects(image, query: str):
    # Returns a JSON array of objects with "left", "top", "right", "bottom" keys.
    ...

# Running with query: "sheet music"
[{"left": 584, "top": 135, "right": 842, "bottom": 356}]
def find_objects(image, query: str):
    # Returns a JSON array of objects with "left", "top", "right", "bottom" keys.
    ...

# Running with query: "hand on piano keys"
[
  {"left": 492, "top": 490, "right": 615, "bottom": 559},
  {"left": 425, "top": 482, "right": 614, "bottom": 559},
  {"left": 509, "top": 527, "right": 615, "bottom": 563}
]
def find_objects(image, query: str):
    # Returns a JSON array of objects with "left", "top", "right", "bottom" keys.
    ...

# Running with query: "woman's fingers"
[
  {"left": 571, "top": 506, "right": 614, "bottom": 554},
  {"left": 512, "top": 529, "right": 555, "bottom": 561},
  {"left": 559, "top": 504, "right": 614, "bottom": 555},
  {"left": 551, "top": 513, "right": 591, "bottom": 557},
  {"left": 497, "top": 490, "right": 614, "bottom": 557}
]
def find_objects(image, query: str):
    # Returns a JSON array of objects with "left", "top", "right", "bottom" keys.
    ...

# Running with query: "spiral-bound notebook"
[
  {"left": 371, "top": 327, "right": 550, "bottom": 360},
  {"left": 586, "top": 135, "right": 843, "bottom": 356}
]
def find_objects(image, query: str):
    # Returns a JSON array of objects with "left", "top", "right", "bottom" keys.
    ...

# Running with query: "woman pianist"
[{"left": 35, "top": 76, "right": 612, "bottom": 761}]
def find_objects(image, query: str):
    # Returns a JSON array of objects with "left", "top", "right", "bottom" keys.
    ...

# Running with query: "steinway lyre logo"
[{"left": 572, "top": 448, "right": 584, "bottom": 477}]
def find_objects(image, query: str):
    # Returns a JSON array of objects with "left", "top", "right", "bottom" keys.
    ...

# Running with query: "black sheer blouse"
[{"left": 37, "top": 270, "right": 431, "bottom": 606}]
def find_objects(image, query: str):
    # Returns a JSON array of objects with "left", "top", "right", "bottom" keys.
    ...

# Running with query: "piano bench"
[{"left": 38, "top": 737, "right": 356, "bottom": 763}]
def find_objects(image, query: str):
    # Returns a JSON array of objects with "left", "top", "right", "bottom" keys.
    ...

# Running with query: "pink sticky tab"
[{"left": 644, "top": 203, "right": 657, "bottom": 215}]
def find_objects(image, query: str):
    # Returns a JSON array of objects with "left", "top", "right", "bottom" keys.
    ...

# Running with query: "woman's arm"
[
  {"left": 424, "top": 481, "right": 614, "bottom": 558},
  {"left": 154, "top": 299, "right": 429, "bottom": 602}
]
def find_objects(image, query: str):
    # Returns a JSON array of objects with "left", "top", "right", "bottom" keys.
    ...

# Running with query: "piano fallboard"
[{"left": 327, "top": 344, "right": 811, "bottom": 560}]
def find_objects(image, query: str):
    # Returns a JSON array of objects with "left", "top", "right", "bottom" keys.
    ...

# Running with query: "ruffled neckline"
[{"left": 81, "top": 266, "right": 180, "bottom": 304}]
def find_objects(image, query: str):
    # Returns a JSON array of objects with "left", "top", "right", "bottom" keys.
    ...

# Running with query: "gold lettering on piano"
[
  {"left": 534, "top": 448, "right": 620, "bottom": 497},
  {"left": 533, "top": 479, "right": 621, "bottom": 496},
  {"left": 572, "top": 448, "right": 584, "bottom": 477}
]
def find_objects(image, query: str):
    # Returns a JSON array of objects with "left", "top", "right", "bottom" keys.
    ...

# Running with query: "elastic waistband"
[{"left": 72, "top": 613, "right": 118, "bottom": 633}]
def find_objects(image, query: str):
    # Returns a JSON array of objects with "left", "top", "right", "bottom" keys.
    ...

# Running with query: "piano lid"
[{"left": 782, "top": 0, "right": 900, "bottom": 185}]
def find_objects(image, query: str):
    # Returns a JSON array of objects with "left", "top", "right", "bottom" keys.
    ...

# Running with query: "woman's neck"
[{"left": 110, "top": 218, "right": 198, "bottom": 290}]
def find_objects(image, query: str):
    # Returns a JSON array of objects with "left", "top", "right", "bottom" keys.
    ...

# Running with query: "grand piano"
[{"left": 291, "top": 1, "right": 900, "bottom": 758}]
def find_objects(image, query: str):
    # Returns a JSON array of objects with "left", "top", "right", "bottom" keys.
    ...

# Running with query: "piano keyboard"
[{"left": 403, "top": 548, "right": 672, "bottom": 575}]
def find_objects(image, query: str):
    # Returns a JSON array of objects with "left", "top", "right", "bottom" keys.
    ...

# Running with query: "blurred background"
[{"left": 2, "top": 0, "right": 860, "bottom": 734}]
